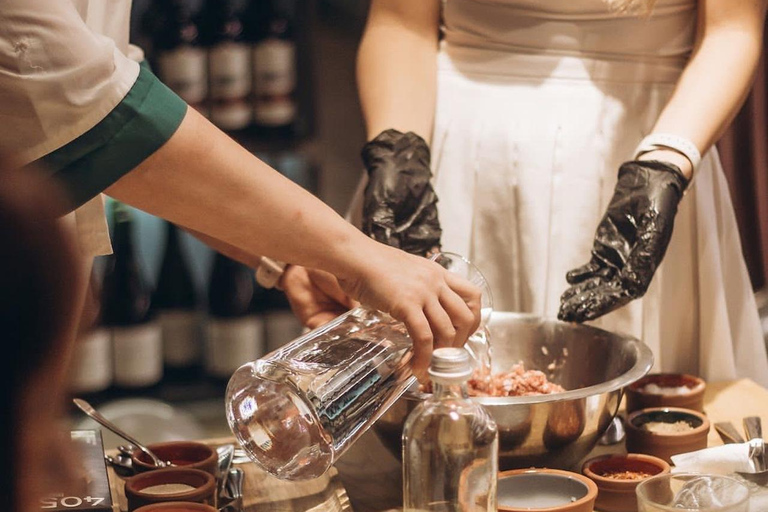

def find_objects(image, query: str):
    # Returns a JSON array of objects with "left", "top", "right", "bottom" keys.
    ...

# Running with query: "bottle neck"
[{"left": 431, "top": 379, "right": 470, "bottom": 400}]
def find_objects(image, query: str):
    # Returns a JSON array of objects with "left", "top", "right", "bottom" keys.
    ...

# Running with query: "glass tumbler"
[
  {"left": 636, "top": 473, "right": 750, "bottom": 512},
  {"left": 225, "top": 252, "right": 492, "bottom": 481}
]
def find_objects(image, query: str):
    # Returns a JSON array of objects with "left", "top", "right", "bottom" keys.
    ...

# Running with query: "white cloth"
[
  {"left": 350, "top": 0, "right": 768, "bottom": 385},
  {"left": 0, "top": 0, "right": 141, "bottom": 256}
]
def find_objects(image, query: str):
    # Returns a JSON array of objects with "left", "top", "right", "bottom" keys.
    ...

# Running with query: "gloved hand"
[
  {"left": 558, "top": 160, "right": 688, "bottom": 323},
  {"left": 361, "top": 129, "right": 442, "bottom": 256}
]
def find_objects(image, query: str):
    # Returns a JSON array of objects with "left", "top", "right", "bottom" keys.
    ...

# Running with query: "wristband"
[
  {"left": 255, "top": 256, "right": 287, "bottom": 289},
  {"left": 635, "top": 133, "right": 702, "bottom": 171}
]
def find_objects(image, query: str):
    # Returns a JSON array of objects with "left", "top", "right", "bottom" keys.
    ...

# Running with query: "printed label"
[
  {"left": 70, "top": 328, "right": 112, "bottom": 393},
  {"left": 112, "top": 323, "right": 163, "bottom": 388},
  {"left": 206, "top": 316, "right": 264, "bottom": 378},
  {"left": 157, "top": 47, "right": 208, "bottom": 105},
  {"left": 210, "top": 42, "right": 251, "bottom": 99},
  {"left": 160, "top": 310, "right": 202, "bottom": 367},
  {"left": 252, "top": 39, "right": 297, "bottom": 126}
]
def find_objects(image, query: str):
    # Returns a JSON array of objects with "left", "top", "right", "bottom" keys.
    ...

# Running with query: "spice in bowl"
[
  {"left": 582, "top": 454, "right": 670, "bottom": 512},
  {"left": 625, "top": 407, "right": 710, "bottom": 463},
  {"left": 626, "top": 373, "right": 706, "bottom": 413}
]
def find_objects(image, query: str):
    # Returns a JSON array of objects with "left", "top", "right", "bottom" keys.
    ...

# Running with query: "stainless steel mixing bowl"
[{"left": 373, "top": 312, "right": 653, "bottom": 470}]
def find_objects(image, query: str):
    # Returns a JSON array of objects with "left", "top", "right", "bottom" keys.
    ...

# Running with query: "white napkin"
[
  {"left": 671, "top": 444, "right": 768, "bottom": 510},
  {"left": 671, "top": 443, "right": 756, "bottom": 475}
]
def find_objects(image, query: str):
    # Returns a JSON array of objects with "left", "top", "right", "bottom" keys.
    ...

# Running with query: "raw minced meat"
[{"left": 422, "top": 362, "right": 565, "bottom": 397}]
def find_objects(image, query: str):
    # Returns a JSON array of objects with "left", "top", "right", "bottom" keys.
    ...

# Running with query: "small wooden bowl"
[
  {"left": 625, "top": 407, "right": 710, "bottom": 464},
  {"left": 498, "top": 468, "right": 598, "bottom": 512},
  {"left": 124, "top": 468, "right": 215, "bottom": 511},
  {"left": 134, "top": 504, "right": 217, "bottom": 512},
  {"left": 626, "top": 373, "right": 705, "bottom": 413},
  {"left": 131, "top": 441, "right": 217, "bottom": 478},
  {"left": 582, "top": 454, "right": 670, "bottom": 512}
]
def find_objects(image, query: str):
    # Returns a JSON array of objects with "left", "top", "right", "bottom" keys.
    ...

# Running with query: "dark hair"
[{"left": 0, "top": 165, "right": 81, "bottom": 511}]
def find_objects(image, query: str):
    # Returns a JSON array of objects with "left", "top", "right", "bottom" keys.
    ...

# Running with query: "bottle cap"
[{"left": 428, "top": 347, "right": 473, "bottom": 382}]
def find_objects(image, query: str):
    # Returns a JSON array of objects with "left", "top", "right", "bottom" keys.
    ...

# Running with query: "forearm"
[
  {"left": 646, "top": 1, "right": 766, "bottom": 178},
  {"left": 357, "top": 0, "right": 440, "bottom": 141},
  {"left": 106, "top": 108, "right": 373, "bottom": 279}
]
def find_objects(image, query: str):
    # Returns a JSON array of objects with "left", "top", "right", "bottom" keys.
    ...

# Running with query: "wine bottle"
[
  {"left": 153, "top": 222, "right": 202, "bottom": 381},
  {"left": 146, "top": 0, "right": 208, "bottom": 112},
  {"left": 102, "top": 201, "right": 163, "bottom": 391},
  {"left": 199, "top": 0, "right": 251, "bottom": 131},
  {"left": 69, "top": 267, "right": 113, "bottom": 399},
  {"left": 206, "top": 253, "right": 265, "bottom": 381},
  {"left": 263, "top": 287, "right": 303, "bottom": 353},
  {"left": 244, "top": 0, "right": 298, "bottom": 137}
]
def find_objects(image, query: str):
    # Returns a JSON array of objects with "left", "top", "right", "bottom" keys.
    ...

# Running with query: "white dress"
[{"left": 353, "top": 0, "right": 768, "bottom": 385}]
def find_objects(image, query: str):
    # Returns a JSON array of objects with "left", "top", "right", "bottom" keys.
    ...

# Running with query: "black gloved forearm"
[
  {"left": 361, "top": 129, "right": 442, "bottom": 256},
  {"left": 558, "top": 160, "right": 688, "bottom": 323}
]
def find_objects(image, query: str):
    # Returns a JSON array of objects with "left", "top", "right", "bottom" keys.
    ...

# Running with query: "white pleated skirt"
[{"left": 423, "top": 43, "right": 768, "bottom": 385}]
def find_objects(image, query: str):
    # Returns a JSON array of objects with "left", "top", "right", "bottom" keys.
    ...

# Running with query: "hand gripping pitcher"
[{"left": 225, "top": 253, "right": 492, "bottom": 480}]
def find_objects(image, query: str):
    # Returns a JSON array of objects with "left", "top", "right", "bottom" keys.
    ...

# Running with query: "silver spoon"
[
  {"left": 216, "top": 444, "right": 235, "bottom": 498},
  {"left": 105, "top": 454, "right": 134, "bottom": 477},
  {"left": 226, "top": 467, "right": 244, "bottom": 501},
  {"left": 744, "top": 416, "right": 767, "bottom": 473},
  {"left": 73, "top": 398, "right": 167, "bottom": 468}
]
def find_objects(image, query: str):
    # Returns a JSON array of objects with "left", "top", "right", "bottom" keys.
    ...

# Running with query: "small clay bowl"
[
  {"left": 626, "top": 373, "right": 705, "bottom": 413},
  {"left": 124, "top": 468, "right": 216, "bottom": 511},
  {"left": 134, "top": 504, "right": 217, "bottom": 512},
  {"left": 131, "top": 441, "right": 217, "bottom": 478},
  {"left": 625, "top": 407, "right": 710, "bottom": 464},
  {"left": 498, "top": 468, "right": 598, "bottom": 512},
  {"left": 582, "top": 454, "right": 670, "bottom": 512}
]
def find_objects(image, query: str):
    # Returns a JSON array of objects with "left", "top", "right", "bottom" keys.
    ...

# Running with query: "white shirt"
[{"left": 0, "top": 0, "right": 143, "bottom": 256}]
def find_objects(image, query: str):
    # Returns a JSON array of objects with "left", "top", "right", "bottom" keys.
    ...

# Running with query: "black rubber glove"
[
  {"left": 558, "top": 160, "right": 688, "bottom": 323},
  {"left": 361, "top": 129, "right": 442, "bottom": 256}
]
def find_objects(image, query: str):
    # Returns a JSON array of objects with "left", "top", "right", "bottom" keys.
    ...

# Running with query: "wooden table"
[{"left": 105, "top": 379, "right": 768, "bottom": 512}]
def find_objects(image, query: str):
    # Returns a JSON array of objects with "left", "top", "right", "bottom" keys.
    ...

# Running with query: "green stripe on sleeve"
[{"left": 31, "top": 62, "right": 188, "bottom": 211}]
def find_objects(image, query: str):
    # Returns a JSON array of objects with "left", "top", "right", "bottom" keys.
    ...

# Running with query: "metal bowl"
[{"left": 373, "top": 313, "right": 653, "bottom": 470}]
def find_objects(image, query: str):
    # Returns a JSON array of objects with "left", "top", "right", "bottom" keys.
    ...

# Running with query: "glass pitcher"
[{"left": 225, "top": 252, "right": 492, "bottom": 481}]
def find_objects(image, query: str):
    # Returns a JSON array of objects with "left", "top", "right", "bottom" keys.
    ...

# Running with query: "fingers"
[
  {"left": 558, "top": 277, "right": 631, "bottom": 323},
  {"left": 439, "top": 288, "right": 477, "bottom": 347},
  {"left": 565, "top": 259, "right": 602, "bottom": 285},
  {"left": 401, "top": 309, "right": 433, "bottom": 379},
  {"left": 307, "top": 268, "right": 357, "bottom": 309},
  {"left": 424, "top": 298, "right": 457, "bottom": 349}
]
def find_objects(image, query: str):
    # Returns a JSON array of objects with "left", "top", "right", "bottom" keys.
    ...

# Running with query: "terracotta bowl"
[
  {"left": 626, "top": 373, "right": 706, "bottom": 413},
  {"left": 134, "top": 504, "right": 217, "bottom": 512},
  {"left": 498, "top": 468, "right": 598, "bottom": 512},
  {"left": 582, "top": 454, "right": 670, "bottom": 512},
  {"left": 131, "top": 441, "right": 217, "bottom": 478},
  {"left": 124, "top": 468, "right": 216, "bottom": 511},
  {"left": 625, "top": 407, "right": 710, "bottom": 464}
]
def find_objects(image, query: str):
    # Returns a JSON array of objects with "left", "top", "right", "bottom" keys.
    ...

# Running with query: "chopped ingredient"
[
  {"left": 600, "top": 470, "right": 654, "bottom": 480},
  {"left": 468, "top": 362, "right": 565, "bottom": 397},
  {"left": 642, "top": 420, "right": 694, "bottom": 434}
]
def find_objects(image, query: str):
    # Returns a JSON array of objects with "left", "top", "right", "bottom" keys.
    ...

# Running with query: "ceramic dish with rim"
[
  {"left": 582, "top": 453, "right": 670, "bottom": 512},
  {"left": 625, "top": 407, "right": 710, "bottom": 464},
  {"left": 134, "top": 504, "right": 217, "bottom": 512},
  {"left": 626, "top": 373, "right": 706, "bottom": 413},
  {"left": 124, "top": 467, "right": 216, "bottom": 511},
  {"left": 498, "top": 468, "right": 598, "bottom": 512},
  {"left": 131, "top": 441, "right": 218, "bottom": 477}
]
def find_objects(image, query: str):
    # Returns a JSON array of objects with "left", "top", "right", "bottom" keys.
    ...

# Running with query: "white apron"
[
  {"left": 352, "top": 0, "right": 768, "bottom": 385},
  {"left": 0, "top": 0, "right": 142, "bottom": 256}
]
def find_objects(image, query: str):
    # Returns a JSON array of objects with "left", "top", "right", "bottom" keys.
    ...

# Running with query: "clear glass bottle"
[
  {"left": 403, "top": 347, "right": 498, "bottom": 512},
  {"left": 225, "top": 252, "right": 493, "bottom": 481}
]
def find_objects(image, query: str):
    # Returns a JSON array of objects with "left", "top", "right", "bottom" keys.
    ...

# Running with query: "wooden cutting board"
[{"left": 106, "top": 437, "right": 353, "bottom": 512}]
